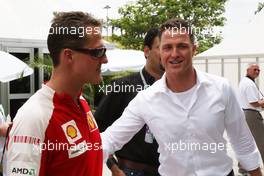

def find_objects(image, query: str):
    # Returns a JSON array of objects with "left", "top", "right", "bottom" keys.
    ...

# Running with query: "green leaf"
[{"left": 110, "top": 0, "right": 227, "bottom": 53}]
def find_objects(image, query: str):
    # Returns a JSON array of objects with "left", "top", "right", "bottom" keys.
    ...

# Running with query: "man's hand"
[
  {"left": 111, "top": 164, "right": 126, "bottom": 176},
  {"left": 258, "top": 99, "right": 264, "bottom": 108},
  {"left": 248, "top": 167, "right": 262, "bottom": 176},
  {"left": 0, "top": 122, "right": 11, "bottom": 137},
  {"left": 107, "top": 155, "right": 126, "bottom": 176}
]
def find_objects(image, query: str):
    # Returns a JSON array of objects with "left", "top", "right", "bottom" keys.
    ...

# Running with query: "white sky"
[
  {"left": 66, "top": 0, "right": 263, "bottom": 39},
  {"left": 0, "top": 0, "right": 262, "bottom": 40},
  {"left": 222, "top": 0, "right": 261, "bottom": 38},
  {"left": 97, "top": 0, "right": 264, "bottom": 37}
]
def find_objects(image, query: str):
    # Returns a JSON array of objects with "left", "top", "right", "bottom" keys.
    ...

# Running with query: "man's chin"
[{"left": 90, "top": 76, "right": 103, "bottom": 85}]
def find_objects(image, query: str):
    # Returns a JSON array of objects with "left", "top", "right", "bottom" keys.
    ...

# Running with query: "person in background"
[
  {"left": 0, "top": 124, "right": 10, "bottom": 137},
  {"left": 238, "top": 63, "right": 264, "bottom": 174},
  {"left": 0, "top": 107, "right": 10, "bottom": 137},
  {"left": 95, "top": 28, "right": 163, "bottom": 176},
  {"left": 0, "top": 106, "right": 11, "bottom": 176},
  {"left": 101, "top": 18, "right": 262, "bottom": 176},
  {"left": 6, "top": 11, "right": 107, "bottom": 176}
]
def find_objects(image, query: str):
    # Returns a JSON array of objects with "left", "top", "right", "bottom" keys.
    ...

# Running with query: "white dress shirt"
[
  {"left": 101, "top": 70, "right": 261, "bottom": 176},
  {"left": 239, "top": 76, "right": 262, "bottom": 111}
]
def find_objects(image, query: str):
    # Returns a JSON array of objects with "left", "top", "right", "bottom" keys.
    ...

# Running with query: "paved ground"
[{"left": 102, "top": 133, "right": 263, "bottom": 176}]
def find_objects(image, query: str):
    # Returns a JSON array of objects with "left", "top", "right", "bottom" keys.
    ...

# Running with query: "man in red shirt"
[{"left": 6, "top": 11, "right": 107, "bottom": 176}]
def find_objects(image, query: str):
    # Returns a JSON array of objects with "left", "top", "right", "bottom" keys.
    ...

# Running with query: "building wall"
[
  {"left": 0, "top": 38, "right": 47, "bottom": 119},
  {"left": 194, "top": 57, "right": 264, "bottom": 92}
]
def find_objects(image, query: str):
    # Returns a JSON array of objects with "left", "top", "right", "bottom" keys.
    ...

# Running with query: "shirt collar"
[
  {"left": 157, "top": 69, "right": 212, "bottom": 93},
  {"left": 246, "top": 75, "right": 255, "bottom": 82},
  {"left": 41, "top": 84, "right": 82, "bottom": 102}
]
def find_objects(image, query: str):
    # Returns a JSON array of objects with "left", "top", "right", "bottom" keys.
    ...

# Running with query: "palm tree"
[
  {"left": 255, "top": 2, "right": 264, "bottom": 14},
  {"left": 29, "top": 56, "right": 95, "bottom": 110},
  {"left": 29, "top": 56, "right": 134, "bottom": 112}
]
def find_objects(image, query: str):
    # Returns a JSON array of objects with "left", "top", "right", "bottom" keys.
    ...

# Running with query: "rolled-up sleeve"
[
  {"left": 101, "top": 94, "right": 145, "bottom": 162},
  {"left": 224, "top": 83, "right": 261, "bottom": 171}
]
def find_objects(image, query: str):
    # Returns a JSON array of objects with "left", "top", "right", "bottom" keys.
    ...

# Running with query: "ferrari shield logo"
[{"left": 87, "top": 112, "right": 98, "bottom": 132}]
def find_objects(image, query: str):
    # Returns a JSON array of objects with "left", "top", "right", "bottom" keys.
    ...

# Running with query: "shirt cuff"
[{"left": 237, "top": 148, "right": 262, "bottom": 171}]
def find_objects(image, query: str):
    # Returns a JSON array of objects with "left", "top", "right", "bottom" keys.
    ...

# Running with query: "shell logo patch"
[
  {"left": 62, "top": 120, "right": 82, "bottom": 144},
  {"left": 66, "top": 125, "right": 77, "bottom": 139},
  {"left": 87, "top": 113, "right": 98, "bottom": 132}
]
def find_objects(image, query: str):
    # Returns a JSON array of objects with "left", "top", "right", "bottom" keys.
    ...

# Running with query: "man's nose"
[
  {"left": 100, "top": 55, "right": 108, "bottom": 64},
  {"left": 171, "top": 47, "right": 180, "bottom": 58}
]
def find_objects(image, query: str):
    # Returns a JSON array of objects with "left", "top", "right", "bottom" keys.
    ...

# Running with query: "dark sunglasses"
[{"left": 71, "top": 47, "right": 106, "bottom": 58}]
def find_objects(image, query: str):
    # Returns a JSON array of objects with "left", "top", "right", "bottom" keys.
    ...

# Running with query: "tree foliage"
[
  {"left": 110, "top": 0, "right": 226, "bottom": 53},
  {"left": 29, "top": 57, "right": 135, "bottom": 111},
  {"left": 255, "top": 2, "right": 264, "bottom": 14}
]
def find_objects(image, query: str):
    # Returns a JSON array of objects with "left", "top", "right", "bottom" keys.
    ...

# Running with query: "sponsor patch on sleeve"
[
  {"left": 10, "top": 136, "right": 41, "bottom": 155},
  {"left": 9, "top": 161, "right": 38, "bottom": 176},
  {"left": 13, "top": 136, "right": 40, "bottom": 145}
]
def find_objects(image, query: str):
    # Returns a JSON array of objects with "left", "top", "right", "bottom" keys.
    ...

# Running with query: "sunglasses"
[{"left": 71, "top": 47, "right": 106, "bottom": 58}]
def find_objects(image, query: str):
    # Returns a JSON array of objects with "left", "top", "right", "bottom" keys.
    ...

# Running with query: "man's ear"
[
  {"left": 58, "top": 49, "right": 73, "bottom": 66},
  {"left": 63, "top": 49, "right": 73, "bottom": 61},
  {"left": 144, "top": 46, "right": 150, "bottom": 59}
]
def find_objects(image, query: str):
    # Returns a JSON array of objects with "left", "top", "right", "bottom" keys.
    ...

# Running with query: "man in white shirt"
[
  {"left": 239, "top": 63, "right": 264, "bottom": 167},
  {"left": 101, "top": 18, "right": 262, "bottom": 176}
]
